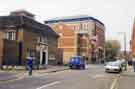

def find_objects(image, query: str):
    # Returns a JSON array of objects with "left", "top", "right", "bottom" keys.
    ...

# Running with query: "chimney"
[{"left": 10, "top": 10, "right": 35, "bottom": 19}]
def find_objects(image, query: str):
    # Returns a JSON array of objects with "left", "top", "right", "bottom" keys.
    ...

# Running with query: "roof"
[
  {"left": 10, "top": 10, "right": 35, "bottom": 17},
  {"left": 0, "top": 16, "right": 59, "bottom": 37},
  {"left": 45, "top": 15, "right": 104, "bottom": 26}
]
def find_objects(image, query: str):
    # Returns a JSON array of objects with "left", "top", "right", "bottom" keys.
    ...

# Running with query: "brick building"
[
  {"left": 131, "top": 18, "right": 135, "bottom": 59},
  {"left": 45, "top": 15, "right": 105, "bottom": 64},
  {"left": 0, "top": 10, "right": 59, "bottom": 68},
  {"left": 51, "top": 24, "right": 76, "bottom": 64}
]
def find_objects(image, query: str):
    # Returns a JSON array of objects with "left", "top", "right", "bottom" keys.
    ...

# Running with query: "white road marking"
[
  {"left": 36, "top": 81, "right": 61, "bottom": 89},
  {"left": 92, "top": 74, "right": 105, "bottom": 78}
]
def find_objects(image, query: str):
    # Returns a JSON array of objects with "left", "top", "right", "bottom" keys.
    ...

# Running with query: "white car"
[{"left": 105, "top": 62, "right": 122, "bottom": 73}]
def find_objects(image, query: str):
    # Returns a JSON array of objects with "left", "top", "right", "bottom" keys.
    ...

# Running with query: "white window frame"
[{"left": 5, "top": 31, "right": 16, "bottom": 40}]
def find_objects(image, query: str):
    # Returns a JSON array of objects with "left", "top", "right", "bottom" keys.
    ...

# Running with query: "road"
[
  {"left": 118, "top": 66, "right": 135, "bottom": 89},
  {"left": 0, "top": 65, "right": 119, "bottom": 89}
]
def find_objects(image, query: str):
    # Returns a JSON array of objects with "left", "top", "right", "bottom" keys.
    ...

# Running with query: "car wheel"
[
  {"left": 70, "top": 66, "right": 73, "bottom": 69},
  {"left": 80, "top": 65, "right": 85, "bottom": 70},
  {"left": 119, "top": 68, "right": 122, "bottom": 73},
  {"left": 105, "top": 70, "right": 108, "bottom": 73},
  {"left": 82, "top": 65, "right": 85, "bottom": 70}
]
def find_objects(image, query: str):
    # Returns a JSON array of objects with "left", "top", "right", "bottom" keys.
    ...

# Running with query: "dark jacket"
[{"left": 133, "top": 61, "right": 135, "bottom": 66}]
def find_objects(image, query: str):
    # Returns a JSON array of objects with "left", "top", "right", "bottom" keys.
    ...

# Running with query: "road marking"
[
  {"left": 36, "top": 81, "right": 61, "bottom": 89},
  {"left": 110, "top": 74, "right": 120, "bottom": 89},
  {"left": 92, "top": 74, "right": 105, "bottom": 78}
]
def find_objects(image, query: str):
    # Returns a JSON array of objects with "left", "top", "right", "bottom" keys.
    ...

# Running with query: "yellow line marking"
[{"left": 110, "top": 74, "right": 120, "bottom": 89}]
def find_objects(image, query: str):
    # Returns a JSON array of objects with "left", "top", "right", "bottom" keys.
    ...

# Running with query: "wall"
[
  {"left": 52, "top": 24, "right": 76, "bottom": 64},
  {"left": 3, "top": 39, "right": 19, "bottom": 65},
  {"left": 0, "top": 31, "right": 4, "bottom": 67},
  {"left": 22, "top": 28, "right": 39, "bottom": 65},
  {"left": 47, "top": 36, "right": 59, "bottom": 65}
]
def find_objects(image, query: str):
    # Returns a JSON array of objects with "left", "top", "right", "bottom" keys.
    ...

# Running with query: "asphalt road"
[
  {"left": 119, "top": 67, "right": 135, "bottom": 89},
  {"left": 0, "top": 65, "right": 119, "bottom": 89},
  {"left": 0, "top": 71, "right": 17, "bottom": 81}
]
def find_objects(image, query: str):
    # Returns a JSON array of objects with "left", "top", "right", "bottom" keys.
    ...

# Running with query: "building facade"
[
  {"left": 0, "top": 10, "right": 59, "bottom": 68},
  {"left": 45, "top": 15, "right": 105, "bottom": 64},
  {"left": 51, "top": 24, "right": 77, "bottom": 64},
  {"left": 131, "top": 18, "right": 135, "bottom": 60}
]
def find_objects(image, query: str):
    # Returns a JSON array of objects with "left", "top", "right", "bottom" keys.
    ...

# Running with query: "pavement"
[
  {"left": 119, "top": 66, "right": 135, "bottom": 89},
  {"left": 0, "top": 65, "right": 69, "bottom": 82},
  {"left": 0, "top": 64, "right": 119, "bottom": 89}
]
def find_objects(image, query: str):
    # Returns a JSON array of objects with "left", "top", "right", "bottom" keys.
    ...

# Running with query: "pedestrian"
[
  {"left": 121, "top": 59, "right": 127, "bottom": 71},
  {"left": 133, "top": 60, "right": 135, "bottom": 72},
  {"left": 27, "top": 56, "right": 33, "bottom": 76}
]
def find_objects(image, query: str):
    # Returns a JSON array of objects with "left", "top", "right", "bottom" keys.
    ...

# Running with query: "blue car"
[{"left": 69, "top": 56, "right": 86, "bottom": 69}]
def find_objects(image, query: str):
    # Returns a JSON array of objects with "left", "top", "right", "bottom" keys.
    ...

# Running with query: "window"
[
  {"left": 83, "top": 23, "right": 88, "bottom": 30},
  {"left": 38, "top": 36, "right": 47, "bottom": 43},
  {"left": 5, "top": 31, "right": 16, "bottom": 40},
  {"left": 27, "top": 48, "right": 35, "bottom": 57}
]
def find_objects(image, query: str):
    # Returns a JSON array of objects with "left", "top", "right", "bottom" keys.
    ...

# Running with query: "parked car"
[
  {"left": 69, "top": 56, "right": 85, "bottom": 69},
  {"left": 105, "top": 61, "right": 122, "bottom": 73}
]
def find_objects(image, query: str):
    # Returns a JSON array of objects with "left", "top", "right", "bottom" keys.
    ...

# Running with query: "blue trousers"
[
  {"left": 133, "top": 66, "right": 135, "bottom": 72},
  {"left": 28, "top": 66, "right": 32, "bottom": 76}
]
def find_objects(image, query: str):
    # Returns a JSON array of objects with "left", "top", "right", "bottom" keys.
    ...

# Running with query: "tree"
[{"left": 105, "top": 40, "right": 121, "bottom": 61}]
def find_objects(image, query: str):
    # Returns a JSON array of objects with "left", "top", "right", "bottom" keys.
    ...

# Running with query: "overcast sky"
[{"left": 0, "top": 0, "right": 134, "bottom": 51}]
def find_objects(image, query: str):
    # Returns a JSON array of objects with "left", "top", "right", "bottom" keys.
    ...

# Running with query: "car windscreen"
[{"left": 107, "top": 62, "right": 120, "bottom": 66}]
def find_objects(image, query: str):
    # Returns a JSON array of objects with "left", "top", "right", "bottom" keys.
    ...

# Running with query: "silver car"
[{"left": 105, "top": 62, "right": 122, "bottom": 73}]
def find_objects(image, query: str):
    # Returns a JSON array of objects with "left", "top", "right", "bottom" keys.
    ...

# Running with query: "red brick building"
[
  {"left": 45, "top": 15, "right": 105, "bottom": 64},
  {"left": 131, "top": 18, "right": 135, "bottom": 59}
]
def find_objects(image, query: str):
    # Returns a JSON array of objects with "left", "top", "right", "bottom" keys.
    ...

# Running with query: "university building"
[{"left": 45, "top": 15, "right": 105, "bottom": 64}]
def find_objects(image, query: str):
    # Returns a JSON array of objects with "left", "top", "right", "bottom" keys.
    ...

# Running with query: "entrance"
[
  {"left": 39, "top": 45, "right": 48, "bottom": 65},
  {"left": 42, "top": 52, "right": 46, "bottom": 65}
]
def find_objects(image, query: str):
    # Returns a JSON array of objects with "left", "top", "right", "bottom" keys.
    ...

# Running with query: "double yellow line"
[{"left": 110, "top": 74, "right": 121, "bottom": 89}]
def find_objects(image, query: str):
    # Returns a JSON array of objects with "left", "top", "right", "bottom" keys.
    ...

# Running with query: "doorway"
[{"left": 42, "top": 52, "right": 46, "bottom": 65}]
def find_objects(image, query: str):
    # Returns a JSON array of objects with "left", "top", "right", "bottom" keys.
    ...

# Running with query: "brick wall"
[
  {"left": 52, "top": 24, "right": 76, "bottom": 64},
  {"left": 3, "top": 39, "right": 19, "bottom": 65},
  {"left": 22, "top": 29, "right": 39, "bottom": 65}
]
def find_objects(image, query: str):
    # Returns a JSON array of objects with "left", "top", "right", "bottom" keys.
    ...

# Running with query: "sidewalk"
[
  {"left": 119, "top": 66, "right": 135, "bottom": 89},
  {"left": 0, "top": 65, "right": 69, "bottom": 82}
]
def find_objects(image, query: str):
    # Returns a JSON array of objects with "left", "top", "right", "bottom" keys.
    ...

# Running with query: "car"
[
  {"left": 69, "top": 56, "right": 86, "bottom": 69},
  {"left": 105, "top": 61, "right": 122, "bottom": 73}
]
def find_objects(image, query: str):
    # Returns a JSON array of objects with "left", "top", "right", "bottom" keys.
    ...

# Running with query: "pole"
[
  {"left": 124, "top": 32, "right": 127, "bottom": 59},
  {"left": 123, "top": 32, "right": 127, "bottom": 70}
]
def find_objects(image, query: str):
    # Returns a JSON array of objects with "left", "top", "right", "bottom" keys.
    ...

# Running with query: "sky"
[{"left": 0, "top": 0, "right": 134, "bottom": 51}]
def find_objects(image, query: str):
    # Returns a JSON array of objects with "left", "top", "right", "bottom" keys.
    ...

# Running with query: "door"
[{"left": 42, "top": 52, "right": 46, "bottom": 65}]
